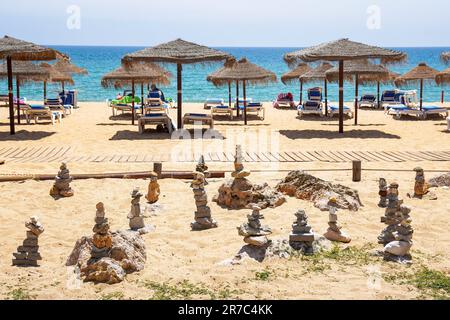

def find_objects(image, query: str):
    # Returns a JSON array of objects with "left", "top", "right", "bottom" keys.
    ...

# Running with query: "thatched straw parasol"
[
  {"left": 284, "top": 39, "right": 406, "bottom": 133},
  {"left": 436, "top": 67, "right": 450, "bottom": 102},
  {"left": 395, "top": 63, "right": 439, "bottom": 110},
  {"left": 207, "top": 58, "right": 277, "bottom": 125},
  {"left": 39, "top": 62, "right": 75, "bottom": 101},
  {"left": 281, "top": 63, "right": 311, "bottom": 105},
  {"left": 52, "top": 59, "right": 88, "bottom": 75},
  {"left": 298, "top": 62, "right": 334, "bottom": 115},
  {"left": 122, "top": 39, "right": 232, "bottom": 129},
  {"left": 326, "top": 60, "right": 390, "bottom": 123},
  {"left": 441, "top": 52, "right": 450, "bottom": 64},
  {"left": 101, "top": 62, "right": 172, "bottom": 124},
  {"left": 435, "top": 67, "right": 450, "bottom": 86},
  {"left": 0, "top": 35, "right": 67, "bottom": 134},
  {"left": 359, "top": 69, "right": 400, "bottom": 107}
]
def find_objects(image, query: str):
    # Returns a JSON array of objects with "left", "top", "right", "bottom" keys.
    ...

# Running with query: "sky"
[{"left": 1, "top": 0, "right": 449, "bottom": 47}]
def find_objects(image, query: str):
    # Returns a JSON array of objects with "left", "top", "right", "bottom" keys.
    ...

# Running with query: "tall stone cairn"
[
  {"left": 91, "top": 202, "right": 113, "bottom": 259},
  {"left": 49, "top": 162, "right": 74, "bottom": 197},
  {"left": 191, "top": 171, "right": 218, "bottom": 230},
  {"left": 237, "top": 205, "right": 272, "bottom": 247},
  {"left": 128, "top": 187, "right": 149, "bottom": 233},
  {"left": 12, "top": 216, "right": 44, "bottom": 267},
  {"left": 323, "top": 198, "right": 351, "bottom": 243},
  {"left": 289, "top": 209, "right": 315, "bottom": 252},
  {"left": 378, "top": 178, "right": 388, "bottom": 208},
  {"left": 196, "top": 155, "right": 210, "bottom": 185}
]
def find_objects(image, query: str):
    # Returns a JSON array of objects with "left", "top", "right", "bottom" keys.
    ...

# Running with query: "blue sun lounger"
[
  {"left": 298, "top": 87, "right": 324, "bottom": 117},
  {"left": 328, "top": 105, "right": 353, "bottom": 118}
]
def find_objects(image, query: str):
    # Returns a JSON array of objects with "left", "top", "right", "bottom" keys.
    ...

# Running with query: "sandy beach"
[{"left": 0, "top": 102, "right": 449, "bottom": 300}]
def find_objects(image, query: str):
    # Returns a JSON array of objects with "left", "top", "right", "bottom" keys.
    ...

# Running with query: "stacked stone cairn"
[
  {"left": 12, "top": 216, "right": 44, "bottom": 267},
  {"left": 214, "top": 145, "right": 285, "bottom": 209},
  {"left": 409, "top": 167, "right": 437, "bottom": 200},
  {"left": 91, "top": 203, "right": 112, "bottom": 259},
  {"left": 237, "top": 205, "right": 272, "bottom": 247},
  {"left": 128, "top": 187, "right": 150, "bottom": 234},
  {"left": 191, "top": 171, "right": 218, "bottom": 230},
  {"left": 289, "top": 209, "right": 316, "bottom": 253},
  {"left": 145, "top": 172, "right": 160, "bottom": 204},
  {"left": 196, "top": 155, "right": 210, "bottom": 185},
  {"left": 378, "top": 178, "right": 388, "bottom": 208},
  {"left": 323, "top": 198, "right": 351, "bottom": 243},
  {"left": 49, "top": 162, "right": 74, "bottom": 197},
  {"left": 378, "top": 182, "right": 414, "bottom": 259}
]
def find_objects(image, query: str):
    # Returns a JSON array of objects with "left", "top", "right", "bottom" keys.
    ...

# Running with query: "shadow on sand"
[
  {"left": 279, "top": 129, "right": 401, "bottom": 140},
  {"left": 0, "top": 130, "right": 55, "bottom": 141},
  {"left": 110, "top": 128, "right": 225, "bottom": 141}
]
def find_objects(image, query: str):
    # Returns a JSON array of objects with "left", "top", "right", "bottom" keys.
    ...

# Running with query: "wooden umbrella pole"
[
  {"left": 16, "top": 76, "right": 20, "bottom": 124},
  {"left": 354, "top": 74, "right": 359, "bottom": 125},
  {"left": 43, "top": 81, "right": 47, "bottom": 103},
  {"left": 377, "top": 81, "right": 381, "bottom": 108},
  {"left": 62, "top": 81, "right": 65, "bottom": 94},
  {"left": 236, "top": 80, "right": 240, "bottom": 117},
  {"left": 131, "top": 79, "right": 135, "bottom": 125},
  {"left": 7, "top": 56, "right": 15, "bottom": 135},
  {"left": 228, "top": 81, "right": 232, "bottom": 107},
  {"left": 299, "top": 79, "right": 303, "bottom": 105},
  {"left": 177, "top": 63, "right": 183, "bottom": 129},
  {"left": 420, "top": 78, "right": 423, "bottom": 111},
  {"left": 141, "top": 83, "right": 144, "bottom": 115},
  {"left": 243, "top": 80, "right": 247, "bottom": 125},
  {"left": 442, "top": 90, "right": 445, "bottom": 104},
  {"left": 339, "top": 60, "right": 344, "bottom": 134},
  {"left": 324, "top": 79, "right": 328, "bottom": 116}
]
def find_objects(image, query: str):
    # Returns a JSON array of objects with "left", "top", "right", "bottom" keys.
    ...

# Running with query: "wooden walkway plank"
[{"left": 282, "top": 152, "right": 301, "bottom": 162}]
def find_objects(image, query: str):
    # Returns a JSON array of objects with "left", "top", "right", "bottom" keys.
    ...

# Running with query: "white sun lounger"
[
  {"left": 138, "top": 113, "right": 174, "bottom": 134},
  {"left": 204, "top": 99, "right": 225, "bottom": 109},
  {"left": 23, "top": 105, "right": 62, "bottom": 125},
  {"left": 211, "top": 104, "right": 233, "bottom": 120},
  {"left": 183, "top": 113, "right": 214, "bottom": 128}
]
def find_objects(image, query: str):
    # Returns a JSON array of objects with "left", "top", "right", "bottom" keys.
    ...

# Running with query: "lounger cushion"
[
  {"left": 422, "top": 106, "right": 445, "bottom": 111},
  {"left": 186, "top": 113, "right": 209, "bottom": 117},
  {"left": 30, "top": 105, "right": 46, "bottom": 110},
  {"left": 329, "top": 105, "right": 351, "bottom": 111}
]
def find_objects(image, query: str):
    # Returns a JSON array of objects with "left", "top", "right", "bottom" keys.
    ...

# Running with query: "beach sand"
[{"left": 0, "top": 102, "right": 449, "bottom": 300}]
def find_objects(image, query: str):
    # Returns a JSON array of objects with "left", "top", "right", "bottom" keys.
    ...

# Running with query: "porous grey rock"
[{"left": 277, "top": 171, "right": 363, "bottom": 211}]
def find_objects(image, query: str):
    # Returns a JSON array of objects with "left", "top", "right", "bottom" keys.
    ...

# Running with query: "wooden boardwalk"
[{"left": 1, "top": 146, "right": 450, "bottom": 163}]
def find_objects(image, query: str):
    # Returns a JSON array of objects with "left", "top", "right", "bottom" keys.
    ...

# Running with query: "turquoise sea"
[{"left": 1, "top": 46, "right": 450, "bottom": 103}]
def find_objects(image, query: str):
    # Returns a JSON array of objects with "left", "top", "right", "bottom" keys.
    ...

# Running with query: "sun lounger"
[
  {"left": 46, "top": 98, "right": 72, "bottom": 116},
  {"left": 59, "top": 90, "right": 78, "bottom": 109},
  {"left": 327, "top": 105, "right": 353, "bottom": 118},
  {"left": 144, "top": 98, "right": 169, "bottom": 114},
  {"left": 298, "top": 87, "right": 324, "bottom": 117},
  {"left": 238, "top": 102, "right": 265, "bottom": 120},
  {"left": 381, "top": 90, "right": 399, "bottom": 108},
  {"left": 0, "top": 94, "right": 8, "bottom": 107},
  {"left": 138, "top": 113, "right": 174, "bottom": 134},
  {"left": 107, "top": 98, "right": 142, "bottom": 116},
  {"left": 211, "top": 104, "right": 233, "bottom": 120},
  {"left": 23, "top": 105, "right": 62, "bottom": 125},
  {"left": 384, "top": 90, "right": 448, "bottom": 120},
  {"left": 273, "top": 93, "right": 295, "bottom": 108},
  {"left": 204, "top": 99, "right": 225, "bottom": 109},
  {"left": 358, "top": 94, "right": 378, "bottom": 109},
  {"left": 387, "top": 104, "right": 448, "bottom": 120},
  {"left": 183, "top": 113, "right": 214, "bottom": 128},
  {"left": 234, "top": 98, "right": 253, "bottom": 108}
]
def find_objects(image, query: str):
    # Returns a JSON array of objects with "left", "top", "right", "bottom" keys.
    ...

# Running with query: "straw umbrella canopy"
[
  {"left": 0, "top": 61, "right": 51, "bottom": 123},
  {"left": 441, "top": 52, "right": 450, "bottom": 64},
  {"left": 122, "top": 39, "right": 232, "bottom": 129},
  {"left": 0, "top": 35, "right": 66, "bottom": 134},
  {"left": 298, "top": 62, "right": 334, "bottom": 115},
  {"left": 207, "top": 58, "right": 277, "bottom": 125},
  {"left": 101, "top": 62, "right": 172, "bottom": 124},
  {"left": 394, "top": 63, "right": 439, "bottom": 110},
  {"left": 39, "top": 62, "right": 75, "bottom": 101},
  {"left": 284, "top": 38, "right": 406, "bottom": 133},
  {"left": 359, "top": 69, "right": 400, "bottom": 107},
  {"left": 435, "top": 67, "right": 450, "bottom": 85},
  {"left": 281, "top": 63, "right": 312, "bottom": 104},
  {"left": 326, "top": 60, "right": 390, "bottom": 124},
  {"left": 51, "top": 59, "right": 88, "bottom": 92}
]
